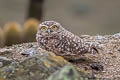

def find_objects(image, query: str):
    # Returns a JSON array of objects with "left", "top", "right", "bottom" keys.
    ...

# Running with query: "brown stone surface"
[
  {"left": 0, "top": 43, "right": 90, "bottom": 80},
  {"left": 0, "top": 33, "right": 120, "bottom": 79}
]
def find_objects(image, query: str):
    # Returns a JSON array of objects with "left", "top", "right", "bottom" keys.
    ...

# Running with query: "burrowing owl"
[{"left": 36, "top": 21, "right": 98, "bottom": 60}]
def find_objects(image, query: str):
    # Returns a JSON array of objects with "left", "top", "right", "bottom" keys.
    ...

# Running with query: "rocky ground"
[{"left": 0, "top": 33, "right": 120, "bottom": 80}]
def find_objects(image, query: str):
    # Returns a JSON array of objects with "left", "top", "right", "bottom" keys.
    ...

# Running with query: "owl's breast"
[{"left": 40, "top": 35, "right": 61, "bottom": 51}]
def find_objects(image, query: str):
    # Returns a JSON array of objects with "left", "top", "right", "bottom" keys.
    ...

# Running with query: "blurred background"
[{"left": 0, "top": 0, "right": 120, "bottom": 47}]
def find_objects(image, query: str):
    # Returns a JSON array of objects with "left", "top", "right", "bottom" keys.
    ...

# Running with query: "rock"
[
  {"left": 0, "top": 33, "right": 120, "bottom": 80},
  {"left": 0, "top": 50, "right": 70, "bottom": 80},
  {"left": 113, "top": 33, "right": 120, "bottom": 39},
  {"left": 90, "top": 62, "right": 104, "bottom": 71},
  {"left": 0, "top": 48, "right": 13, "bottom": 55},
  {"left": 21, "top": 48, "right": 37, "bottom": 56},
  {"left": 0, "top": 43, "right": 93, "bottom": 80},
  {"left": 48, "top": 65, "right": 91, "bottom": 80},
  {"left": 0, "top": 56, "right": 12, "bottom": 68}
]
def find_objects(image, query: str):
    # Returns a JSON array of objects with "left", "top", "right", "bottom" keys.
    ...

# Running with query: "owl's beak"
[
  {"left": 47, "top": 29, "right": 53, "bottom": 33},
  {"left": 47, "top": 29, "right": 50, "bottom": 33}
]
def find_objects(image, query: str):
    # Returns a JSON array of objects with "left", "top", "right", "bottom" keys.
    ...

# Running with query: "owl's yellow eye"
[
  {"left": 51, "top": 25, "right": 57, "bottom": 30},
  {"left": 41, "top": 26, "right": 47, "bottom": 31}
]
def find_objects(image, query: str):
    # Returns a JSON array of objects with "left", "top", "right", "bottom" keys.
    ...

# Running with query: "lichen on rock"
[
  {"left": 48, "top": 65, "right": 90, "bottom": 80},
  {"left": 0, "top": 42, "right": 94, "bottom": 80}
]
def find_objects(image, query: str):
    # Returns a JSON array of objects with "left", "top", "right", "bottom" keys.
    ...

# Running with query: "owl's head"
[{"left": 37, "top": 21, "right": 64, "bottom": 36}]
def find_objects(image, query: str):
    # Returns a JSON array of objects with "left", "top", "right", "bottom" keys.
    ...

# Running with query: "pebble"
[
  {"left": 113, "top": 33, "right": 120, "bottom": 38},
  {"left": 0, "top": 62, "right": 3, "bottom": 67},
  {"left": 21, "top": 48, "right": 37, "bottom": 56}
]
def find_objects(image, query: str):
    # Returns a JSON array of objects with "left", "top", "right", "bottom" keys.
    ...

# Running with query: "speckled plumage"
[{"left": 36, "top": 21, "right": 98, "bottom": 60}]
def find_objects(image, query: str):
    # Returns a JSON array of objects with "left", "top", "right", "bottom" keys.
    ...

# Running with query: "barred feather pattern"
[{"left": 36, "top": 21, "right": 98, "bottom": 60}]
